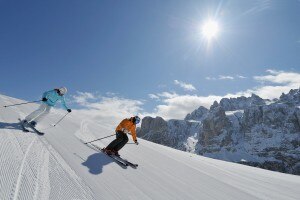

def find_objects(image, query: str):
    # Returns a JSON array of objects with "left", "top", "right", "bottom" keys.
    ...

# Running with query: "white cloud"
[
  {"left": 243, "top": 85, "right": 294, "bottom": 100},
  {"left": 106, "top": 92, "right": 117, "bottom": 97},
  {"left": 152, "top": 94, "right": 224, "bottom": 119},
  {"left": 72, "top": 92, "right": 97, "bottom": 105},
  {"left": 219, "top": 75, "right": 234, "bottom": 80},
  {"left": 148, "top": 94, "right": 160, "bottom": 100},
  {"left": 174, "top": 80, "right": 197, "bottom": 91},
  {"left": 157, "top": 92, "right": 179, "bottom": 99},
  {"left": 71, "top": 93, "right": 144, "bottom": 129},
  {"left": 205, "top": 77, "right": 216, "bottom": 80},
  {"left": 206, "top": 75, "right": 244, "bottom": 80},
  {"left": 265, "top": 69, "right": 282, "bottom": 74},
  {"left": 146, "top": 91, "right": 250, "bottom": 120},
  {"left": 250, "top": 69, "right": 300, "bottom": 99},
  {"left": 254, "top": 70, "right": 300, "bottom": 85},
  {"left": 237, "top": 75, "right": 247, "bottom": 79}
]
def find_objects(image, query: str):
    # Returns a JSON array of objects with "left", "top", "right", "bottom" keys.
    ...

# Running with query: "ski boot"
[
  {"left": 103, "top": 148, "right": 114, "bottom": 155},
  {"left": 113, "top": 150, "right": 120, "bottom": 157}
]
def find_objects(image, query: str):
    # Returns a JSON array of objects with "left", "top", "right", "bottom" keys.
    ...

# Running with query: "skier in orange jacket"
[{"left": 103, "top": 116, "right": 140, "bottom": 156}]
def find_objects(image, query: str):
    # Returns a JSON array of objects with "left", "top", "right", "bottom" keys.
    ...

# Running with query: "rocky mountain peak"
[
  {"left": 185, "top": 106, "right": 209, "bottom": 121},
  {"left": 210, "top": 101, "right": 219, "bottom": 110},
  {"left": 219, "top": 94, "right": 265, "bottom": 111},
  {"left": 279, "top": 88, "right": 300, "bottom": 104}
]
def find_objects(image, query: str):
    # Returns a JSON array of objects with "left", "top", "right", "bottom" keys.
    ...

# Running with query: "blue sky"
[{"left": 1, "top": 0, "right": 300, "bottom": 121}]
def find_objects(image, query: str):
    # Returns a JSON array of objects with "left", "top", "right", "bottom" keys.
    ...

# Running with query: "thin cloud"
[
  {"left": 205, "top": 77, "right": 216, "bottom": 80},
  {"left": 237, "top": 75, "right": 247, "bottom": 79},
  {"left": 157, "top": 92, "right": 179, "bottom": 99},
  {"left": 206, "top": 75, "right": 244, "bottom": 81},
  {"left": 243, "top": 0, "right": 272, "bottom": 16},
  {"left": 174, "top": 80, "right": 197, "bottom": 91},
  {"left": 205, "top": 75, "right": 234, "bottom": 80},
  {"left": 218, "top": 75, "right": 234, "bottom": 80},
  {"left": 148, "top": 94, "right": 160, "bottom": 100}
]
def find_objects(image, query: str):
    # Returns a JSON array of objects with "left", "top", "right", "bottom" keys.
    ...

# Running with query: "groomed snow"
[{"left": 1, "top": 94, "right": 300, "bottom": 200}]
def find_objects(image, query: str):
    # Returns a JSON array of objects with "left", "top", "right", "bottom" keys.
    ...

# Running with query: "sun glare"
[{"left": 201, "top": 20, "right": 220, "bottom": 40}]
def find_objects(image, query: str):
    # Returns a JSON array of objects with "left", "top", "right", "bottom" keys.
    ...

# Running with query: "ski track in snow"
[
  {"left": 13, "top": 137, "right": 37, "bottom": 200},
  {"left": 0, "top": 96, "right": 95, "bottom": 200}
]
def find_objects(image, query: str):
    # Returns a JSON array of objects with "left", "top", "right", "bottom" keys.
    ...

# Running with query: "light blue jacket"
[{"left": 42, "top": 90, "right": 69, "bottom": 110}]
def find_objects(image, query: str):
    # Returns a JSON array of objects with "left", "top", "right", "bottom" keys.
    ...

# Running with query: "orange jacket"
[{"left": 115, "top": 118, "right": 137, "bottom": 141}]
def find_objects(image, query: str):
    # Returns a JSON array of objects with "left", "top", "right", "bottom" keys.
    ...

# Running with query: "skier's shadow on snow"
[
  {"left": 0, "top": 121, "right": 22, "bottom": 131},
  {"left": 82, "top": 153, "right": 124, "bottom": 174}
]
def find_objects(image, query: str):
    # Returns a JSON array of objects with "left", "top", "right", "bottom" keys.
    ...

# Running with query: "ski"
[
  {"left": 18, "top": 118, "right": 29, "bottom": 132},
  {"left": 25, "top": 122, "right": 44, "bottom": 135},
  {"left": 18, "top": 119, "right": 44, "bottom": 135},
  {"left": 122, "top": 159, "right": 138, "bottom": 168},
  {"left": 87, "top": 143, "right": 128, "bottom": 167},
  {"left": 112, "top": 154, "right": 138, "bottom": 168},
  {"left": 91, "top": 144, "right": 138, "bottom": 168},
  {"left": 81, "top": 140, "right": 138, "bottom": 168}
]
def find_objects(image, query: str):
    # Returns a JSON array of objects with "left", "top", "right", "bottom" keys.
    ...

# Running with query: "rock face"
[
  {"left": 137, "top": 116, "right": 201, "bottom": 151},
  {"left": 219, "top": 94, "right": 265, "bottom": 111},
  {"left": 184, "top": 106, "right": 208, "bottom": 121},
  {"left": 200, "top": 106, "right": 232, "bottom": 149},
  {"left": 138, "top": 88, "right": 300, "bottom": 175},
  {"left": 279, "top": 88, "right": 300, "bottom": 104}
]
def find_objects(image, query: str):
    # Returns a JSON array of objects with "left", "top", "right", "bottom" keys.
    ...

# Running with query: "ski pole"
[
  {"left": 3, "top": 100, "right": 42, "bottom": 108},
  {"left": 53, "top": 112, "right": 70, "bottom": 127},
  {"left": 84, "top": 134, "right": 115, "bottom": 144}
]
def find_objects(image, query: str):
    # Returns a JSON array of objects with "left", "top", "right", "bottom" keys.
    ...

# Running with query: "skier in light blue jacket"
[{"left": 24, "top": 87, "right": 71, "bottom": 127}]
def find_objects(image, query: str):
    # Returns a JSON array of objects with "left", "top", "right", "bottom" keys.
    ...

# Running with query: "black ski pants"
[{"left": 106, "top": 131, "right": 129, "bottom": 151}]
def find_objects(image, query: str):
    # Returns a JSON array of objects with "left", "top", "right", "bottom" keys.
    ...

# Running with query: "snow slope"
[{"left": 0, "top": 94, "right": 300, "bottom": 200}]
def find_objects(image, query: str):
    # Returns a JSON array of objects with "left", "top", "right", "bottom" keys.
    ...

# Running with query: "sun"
[{"left": 201, "top": 20, "right": 220, "bottom": 40}]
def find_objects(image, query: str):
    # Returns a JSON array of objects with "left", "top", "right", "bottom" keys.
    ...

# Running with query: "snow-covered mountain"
[
  {"left": 138, "top": 88, "right": 300, "bottom": 175},
  {"left": 0, "top": 94, "right": 300, "bottom": 200},
  {"left": 137, "top": 116, "right": 201, "bottom": 152}
]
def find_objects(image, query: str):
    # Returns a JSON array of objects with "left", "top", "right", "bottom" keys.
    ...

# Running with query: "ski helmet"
[
  {"left": 58, "top": 87, "right": 68, "bottom": 95},
  {"left": 133, "top": 116, "right": 140, "bottom": 124}
]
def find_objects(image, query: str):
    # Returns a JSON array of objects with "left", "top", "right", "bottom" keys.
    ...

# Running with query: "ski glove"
[
  {"left": 42, "top": 97, "right": 48, "bottom": 102},
  {"left": 67, "top": 109, "right": 72, "bottom": 113},
  {"left": 134, "top": 140, "right": 139, "bottom": 145}
]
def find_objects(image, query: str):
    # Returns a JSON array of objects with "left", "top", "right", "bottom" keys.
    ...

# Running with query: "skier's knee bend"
[{"left": 124, "top": 136, "right": 129, "bottom": 143}]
